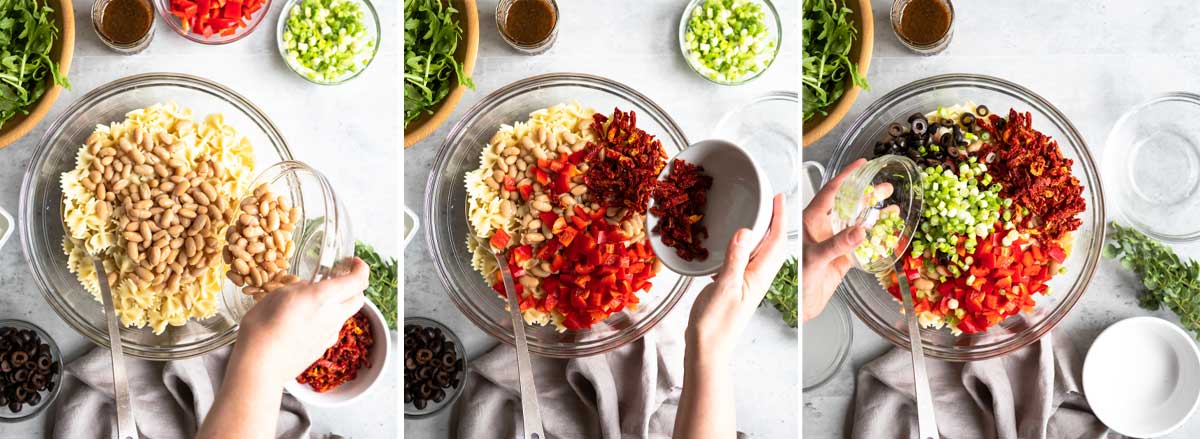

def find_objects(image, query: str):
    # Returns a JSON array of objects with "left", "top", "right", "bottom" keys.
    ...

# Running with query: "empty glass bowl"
[
  {"left": 19, "top": 73, "right": 350, "bottom": 360},
  {"left": 1104, "top": 92, "right": 1200, "bottom": 242},
  {"left": 826, "top": 74, "right": 1105, "bottom": 361},
  {"left": 424, "top": 73, "right": 693, "bottom": 358}
]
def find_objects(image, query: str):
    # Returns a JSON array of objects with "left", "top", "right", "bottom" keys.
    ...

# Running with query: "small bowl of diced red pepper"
[{"left": 159, "top": 0, "right": 270, "bottom": 45}]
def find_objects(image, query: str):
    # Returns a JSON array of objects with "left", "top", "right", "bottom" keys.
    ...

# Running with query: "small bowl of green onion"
[
  {"left": 276, "top": 0, "right": 381, "bottom": 85},
  {"left": 678, "top": 0, "right": 781, "bottom": 86}
]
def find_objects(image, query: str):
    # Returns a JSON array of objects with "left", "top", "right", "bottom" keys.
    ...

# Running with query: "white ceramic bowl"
[
  {"left": 647, "top": 139, "right": 771, "bottom": 276},
  {"left": 285, "top": 300, "right": 392, "bottom": 407},
  {"left": 1083, "top": 316, "right": 1200, "bottom": 437}
]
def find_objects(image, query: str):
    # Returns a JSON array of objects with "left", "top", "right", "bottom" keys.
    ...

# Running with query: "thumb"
[
  {"left": 716, "top": 229, "right": 754, "bottom": 283},
  {"left": 807, "top": 226, "right": 865, "bottom": 266}
]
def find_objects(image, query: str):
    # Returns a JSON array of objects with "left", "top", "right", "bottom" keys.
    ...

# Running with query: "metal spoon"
[
  {"left": 62, "top": 197, "right": 137, "bottom": 439},
  {"left": 894, "top": 259, "right": 939, "bottom": 439},
  {"left": 473, "top": 234, "right": 545, "bottom": 439}
]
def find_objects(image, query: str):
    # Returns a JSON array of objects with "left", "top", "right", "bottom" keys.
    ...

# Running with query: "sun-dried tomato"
[
  {"left": 650, "top": 159, "right": 713, "bottom": 261},
  {"left": 297, "top": 311, "right": 373, "bottom": 393},
  {"left": 982, "top": 109, "right": 1085, "bottom": 241},
  {"left": 582, "top": 108, "right": 668, "bottom": 214}
]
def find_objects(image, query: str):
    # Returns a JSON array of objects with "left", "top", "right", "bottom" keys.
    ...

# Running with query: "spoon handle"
[
  {"left": 895, "top": 262, "right": 939, "bottom": 439},
  {"left": 495, "top": 252, "right": 546, "bottom": 439},
  {"left": 94, "top": 259, "right": 138, "bottom": 439}
]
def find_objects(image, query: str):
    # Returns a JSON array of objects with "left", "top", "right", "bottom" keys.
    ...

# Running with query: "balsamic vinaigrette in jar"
[
  {"left": 99, "top": 0, "right": 153, "bottom": 45},
  {"left": 502, "top": 0, "right": 556, "bottom": 45},
  {"left": 897, "top": 0, "right": 952, "bottom": 46}
]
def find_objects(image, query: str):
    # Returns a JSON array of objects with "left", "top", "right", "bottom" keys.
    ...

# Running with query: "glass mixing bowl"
[
  {"left": 19, "top": 73, "right": 352, "bottom": 360},
  {"left": 424, "top": 73, "right": 693, "bottom": 358},
  {"left": 826, "top": 74, "right": 1105, "bottom": 361}
]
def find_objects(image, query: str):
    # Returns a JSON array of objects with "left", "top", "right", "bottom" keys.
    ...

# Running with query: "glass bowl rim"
[
  {"left": 402, "top": 316, "right": 468, "bottom": 418},
  {"left": 275, "top": 0, "right": 382, "bottom": 86},
  {"left": 676, "top": 0, "right": 782, "bottom": 86},
  {"left": 0, "top": 319, "right": 65, "bottom": 423},
  {"left": 1102, "top": 91, "right": 1200, "bottom": 243},
  {"left": 423, "top": 72, "right": 695, "bottom": 358},
  {"left": 826, "top": 73, "right": 1107, "bottom": 361},
  {"left": 19, "top": 72, "right": 293, "bottom": 360},
  {"left": 153, "top": 0, "right": 272, "bottom": 45}
]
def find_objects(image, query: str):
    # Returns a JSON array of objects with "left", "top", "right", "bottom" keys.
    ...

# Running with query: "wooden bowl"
[
  {"left": 0, "top": 0, "right": 74, "bottom": 150},
  {"left": 404, "top": 0, "right": 478, "bottom": 148},
  {"left": 802, "top": 0, "right": 871, "bottom": 148}
]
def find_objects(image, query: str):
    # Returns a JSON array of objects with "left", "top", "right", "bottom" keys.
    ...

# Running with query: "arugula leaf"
[
  {"left": 802, "top": 0, "right": 867, "bottom": 123},
  {"left": 762, "top": 257, "right": 799, "bottom": 328},
  {"left": 403, "top": 0, "right": 474, "bottom": 128},
  {"left": 0, "top": 0, "right": 70, "bottom": 127},
  {"left": 355, "top": 241, "right": 398, "bottom": 330},
  {"left": 1105, "top": 223, "right": 1200, "bottom": 337}
]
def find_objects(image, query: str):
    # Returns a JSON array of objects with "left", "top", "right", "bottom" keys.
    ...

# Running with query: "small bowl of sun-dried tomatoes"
[
  {"left": 284, "top": 300, "right": 392, "bottom": 407},
  {"left": 647, "top": 139, "right": 773, "bottom": 276}
]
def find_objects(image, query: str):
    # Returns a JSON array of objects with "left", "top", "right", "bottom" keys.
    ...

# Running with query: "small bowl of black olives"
[
  {"left": 404, "top": 317, "right": 466, "bottom": 418},
  {"left": 0, "top": 320, "right": 62, "bottom": 423}
]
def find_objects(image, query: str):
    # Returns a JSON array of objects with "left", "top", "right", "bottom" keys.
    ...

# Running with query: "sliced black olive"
[
  {"left": 415, "top": 348, "right": 434, "bottom": 364},
  {"left": 888, "top": 123, "right": 905, "bottom": 137},
  {"left": 441, "top": 353, "right": 456, "bottom": 368},
  {"left": 947, "top": 146, "right": 960, "bottom": 158},
  {"left": 907, "top": 112, "right": 926, "bottom": 124},
  {"left": 413, "top": 398, "right": 427, "bottom": 410},
  {"left": 976, "top": 105, "right": 989, "bottom": 116},
  {"left": 960, "top": 113, "right": 975, "bottom": 126},
  {"left": 873, "top": 142, "right": 888, "bottom": 156},
  {"left": 954, "top": 128, "right": 965, "bottom": 144},
  {"left": 404, "top": 391, "right": 413, "bottom": 403},
  {"left": 912, "top": 119, "right": 928, "bottom": 135},
  {"left": 11, "top": 352, "right": 26, "bottom": 367},
  {"left": 939, "top": 118, "right": 955, "bottom": 128},
  {"left": 8, "top": 401, "right": 20, "bottom": 413},
  {"left": 939, "top": 132, "right": 954, "bottom": 147}
]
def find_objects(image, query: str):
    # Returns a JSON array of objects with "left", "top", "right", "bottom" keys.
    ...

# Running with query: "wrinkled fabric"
[
  {"left": 54, "top": 346, "right": 313, "bottom": 439},
  {"left": 853, "top": 330, "right": 1125, "bottom": 439},
  {"left": 454, "top": 330, "right": 682, "bottom": 439}
]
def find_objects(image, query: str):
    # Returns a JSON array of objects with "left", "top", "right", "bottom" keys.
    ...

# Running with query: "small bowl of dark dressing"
[
  {"left": 92, "top": 0, "right": 154, "bottom": 54},
  {"left": 890, "top": 0, "right": 953, "bottom": 55},
  {"left": 495, "top": 0, "right": 558, "bottom": 55}
]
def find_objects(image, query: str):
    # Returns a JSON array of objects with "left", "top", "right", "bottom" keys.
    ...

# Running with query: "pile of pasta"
[{"left": 61, "top": 103, "right": 255, "bottom": 334}]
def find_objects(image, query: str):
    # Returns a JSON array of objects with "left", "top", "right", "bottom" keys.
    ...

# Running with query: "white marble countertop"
[
  {"left": 803, "top": 0, "right": 1200, "bottom": 437},
  {"left": 403, "top": 0, "right": 799, "bottom": 437},
  {"left": 0, "top": 1, "right": 399, "bottom": 438}
]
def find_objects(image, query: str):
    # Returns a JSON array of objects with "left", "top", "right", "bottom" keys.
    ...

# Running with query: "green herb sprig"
[
  {"left": 404, "top": 0, "right": 474, "bottom": 127},
  {"left": 355, "top": 241, "right": 398, "bottom": 330},
  {"left": 801, "top": 0, "right": 868, "bottom": 122},
  {"left": 762, "top": 257, "right": 799, "bottom": 328},
  {"left": 1105, "top": 223, "right": 1200, "bottom": 337},
  {"left": 0, "top": 0, "right": 70, "bottom": 127}
]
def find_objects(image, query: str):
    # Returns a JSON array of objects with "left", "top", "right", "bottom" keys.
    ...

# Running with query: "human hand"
[
  {"left": 233, "top": 258, "right": 370, "bottom": 381},
  {"left": 685, "top": 193, "right": 789, "bottom": 361},
  {"left": 802, "top": 158, "right": 868, "bottom": 322}
]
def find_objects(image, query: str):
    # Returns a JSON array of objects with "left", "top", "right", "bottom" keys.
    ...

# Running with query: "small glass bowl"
[
  {"left": 831, "top": 155, "right": 924, "bottom": 273},
  {"left": 425, "top": 73, "right": 693, "bottom": 358},
  {"left": 403, "top": 317, "right": 467, "bottom": 418},
  {"left": 678, "top": 0, "right": 782, "bottom": 86},
  {"left": 495, "top": 0, "right": 559, "bottom": 55},
  {"left": 827, "top": 74, "right": 1105, "bottom": 361},
  {"left": 1104, "top": 92, "right": 1200, "bottom": 242},
  {"left": 0, "top": 320, "right": 64, "bottom": 423},
  {"left": 19, "top": 73, "right": 349, "bottom": 360},
  {"left": 93, "top": 0, "right": 156, "bottom": 54},
  {"left": 890, "top": 0, "right": 955, "bottom": 55},
  {"left": 714, "top": 91, "right": 800, "bottom": 239},
  {"left": 276, "top": 0, "right": 381, "bottom": 85},
  {"left": 154, "top": 0, "right": 271, "bottom": 45}
]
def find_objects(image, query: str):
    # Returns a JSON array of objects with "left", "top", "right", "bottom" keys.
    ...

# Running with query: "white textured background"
[
  {"left": 804, "top": 0, "right": 1200, "bottom": 437},
  {"left": 0, "top": 1, "right": 399, "bottom": 437},
  {"left": 403, "top": 0, "right": 799, "bottom": 437}
]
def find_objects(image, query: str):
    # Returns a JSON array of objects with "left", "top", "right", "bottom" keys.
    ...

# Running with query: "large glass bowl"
[
  {"left": 424, "top": 73, "right": 694, "bottom": 358},
  {"left": 826, "top": 74, "right": 1105, "bottom": 361},
  {"left": 19, "top": 73, "right": 351, "bottom": 360}
]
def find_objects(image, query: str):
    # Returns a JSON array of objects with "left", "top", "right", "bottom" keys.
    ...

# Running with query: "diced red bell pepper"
[
  {"left": 511, "top": 245, "right": 533, "bottom": 264},
  {"left": 518, "top": 184, "right": 533, "bottom": 200},
  {"left": 557, "top": 226, "right": 578, "bottom": 247},
  {"left": 1047, "top": 245, "right": 1067, "bottom": 263},
  {"left": 503, "top": 176, "right": 517, "bottom": 192},
  {"left": 489, "top": 229, "right": 511, "bottom": 249}
]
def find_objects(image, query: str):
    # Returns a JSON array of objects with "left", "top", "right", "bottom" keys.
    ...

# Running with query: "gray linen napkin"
[
  {"left": 53, "top": 345, "right": 313, "bottom": 439},
  {"left": 852, "top": 330, "right": 1124, "bottom": 439},
  {"left": 454, "top": 329, "right": 682, "bottom": 439}
]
